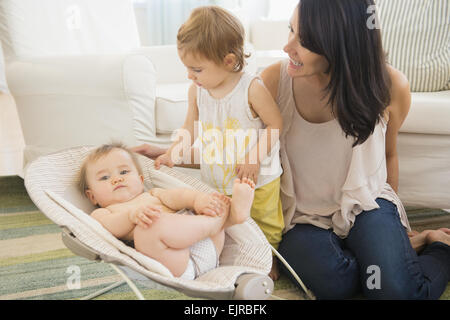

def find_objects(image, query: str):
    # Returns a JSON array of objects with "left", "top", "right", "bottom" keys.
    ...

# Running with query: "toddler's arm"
[
  {"left": 236, "top": 79, "right": 283, "bottom": 183},
  {"left": 155, "top": 84, "right": 199, "bottom": 169}
]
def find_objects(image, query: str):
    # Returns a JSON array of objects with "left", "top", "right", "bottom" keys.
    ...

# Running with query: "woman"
[
  {"left": 259, "top": 0, "right": 450, "bottom": 299},
  {"left": 133, "top": 0, "right": 450, "bottom": 299}
]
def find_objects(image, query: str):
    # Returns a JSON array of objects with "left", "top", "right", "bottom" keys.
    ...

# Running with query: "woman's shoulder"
[{"left": 259, "top": 61, "right": 283, "bottom": 100}]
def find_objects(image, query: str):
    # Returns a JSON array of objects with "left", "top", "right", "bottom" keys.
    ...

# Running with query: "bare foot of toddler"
[
  {"left": 269, "top": 258, "right": 280, "bottom": 281},
  {"left": 228, "top": 178, "right": 255, "bottom": 226}
]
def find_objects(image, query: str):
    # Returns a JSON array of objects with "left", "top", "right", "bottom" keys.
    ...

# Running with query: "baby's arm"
[
  {"left": 91, "top": 202, "right": 160, "bottom": 238},
  {"left": 90, "top": 207, "right": 135, "bottom": 239}
]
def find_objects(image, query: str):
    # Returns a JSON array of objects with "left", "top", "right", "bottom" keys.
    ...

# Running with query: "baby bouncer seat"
[{"left": 24, "top": 146, "right": 276, "bottom": 300}]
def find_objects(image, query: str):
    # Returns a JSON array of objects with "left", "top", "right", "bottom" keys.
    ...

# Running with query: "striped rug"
[
  {"left": 0, "top": 176, "right": 448, "bottom": 300},
  {"left": 0, "top": 176, "right": 300, "bottom": 300}
]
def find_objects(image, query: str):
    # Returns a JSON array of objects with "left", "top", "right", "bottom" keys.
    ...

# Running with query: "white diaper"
[{"left": 180, "top": 237, "right": 219, "bottom": 280}]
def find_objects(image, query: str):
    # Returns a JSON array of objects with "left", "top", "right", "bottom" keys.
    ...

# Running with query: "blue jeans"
[{"left": 278, "top": 198, "right": 450, "bottom": 299}]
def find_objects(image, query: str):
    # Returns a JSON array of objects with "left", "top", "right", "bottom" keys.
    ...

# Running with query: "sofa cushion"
[
  {"left": 400, "top": 90, "right": 450, "bottom": 135},
  {"left": 376, "top": 0, "right": 450, "bottom": 92},
  {"left": 155, "top": 83, "right": 190, "bottom": 134},
  {"left": 0, "top": 0, "right": 140, "bottom": 59}
]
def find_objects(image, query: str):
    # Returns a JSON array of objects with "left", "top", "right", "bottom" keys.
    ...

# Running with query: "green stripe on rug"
[
  {"left": 0, "top": 255, "right": 117, "bottom": 297},
  {"left": 0, "top": 224, "right": 61, "bottom": 241},
  {"left": 0, "top": 212, "right": 54, "bottom": 230},
  {"left": 0, "top": 248, "right": 74, "bottom": 267}
]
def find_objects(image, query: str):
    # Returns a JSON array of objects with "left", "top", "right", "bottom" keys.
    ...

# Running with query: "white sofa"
[
  {"left": 0, "top": 0, "right": 256, "bottom": 166},
  {"left": 1, "top": 0, "right": 449, "bottom": 209}
]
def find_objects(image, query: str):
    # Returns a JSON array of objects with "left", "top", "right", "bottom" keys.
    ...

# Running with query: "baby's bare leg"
[
  {"left": 225, "top": 178, "right": 255, "bottom": 227},
  {"left": 134, "top": 211, "right": 228, "bottom": 276}
]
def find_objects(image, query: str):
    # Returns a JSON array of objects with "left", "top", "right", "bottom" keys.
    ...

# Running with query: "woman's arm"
[{"left": 385, "top": 67, "right": 411, "bottom": 192}]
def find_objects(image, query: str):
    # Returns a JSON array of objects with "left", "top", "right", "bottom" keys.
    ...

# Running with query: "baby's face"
[{"left": 85, "top": 148, "right": 144, "bottom": 208}]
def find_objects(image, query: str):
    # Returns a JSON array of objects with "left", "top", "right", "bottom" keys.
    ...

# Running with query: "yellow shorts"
[{"left": 250, "top": 177, "right": 284, "bottom": 251}]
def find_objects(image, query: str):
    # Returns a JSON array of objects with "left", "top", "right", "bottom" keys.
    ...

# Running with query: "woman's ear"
[{"left": 223, "top": 53, "right": 237, "bottom": 70}]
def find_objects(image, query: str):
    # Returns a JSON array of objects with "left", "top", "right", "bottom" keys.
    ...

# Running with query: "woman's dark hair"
[{"left": 298, "top": 0, "right": 391, "bottom": 146}]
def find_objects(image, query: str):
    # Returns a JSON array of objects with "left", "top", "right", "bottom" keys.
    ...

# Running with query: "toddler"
[
  {"left": 154, "top": 6, "right": 284, "bottom": 279},
  {"left": 78, "top": 143, "right": 255, "bottom": 279}
]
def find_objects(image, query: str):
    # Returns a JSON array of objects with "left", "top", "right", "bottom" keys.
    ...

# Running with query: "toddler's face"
[
  {"left": 85, "top": 148, "right": 144, "bottom": 208},
  {"left": 178, "top": 49, "right": 230, "bottom": 90}
]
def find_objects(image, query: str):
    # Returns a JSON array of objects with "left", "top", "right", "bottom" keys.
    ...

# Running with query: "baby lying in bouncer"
[{"left": 77, "top": 143, "right": 255, "bottom": 280}]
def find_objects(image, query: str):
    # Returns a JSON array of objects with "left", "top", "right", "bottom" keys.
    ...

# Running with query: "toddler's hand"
[
  {"left": 235, "top": 162, "right": 260, "bottom": 184},
  {"left": 154, "top": 153, "right": 174, "bottom": 170},
  {"left": 129, "top": 205, "right": 161, "bottom": 228}
]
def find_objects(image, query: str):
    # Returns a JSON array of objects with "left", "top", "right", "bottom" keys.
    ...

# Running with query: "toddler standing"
[{"left": 154, "top": 6, "right": 284, "bottom": 279}]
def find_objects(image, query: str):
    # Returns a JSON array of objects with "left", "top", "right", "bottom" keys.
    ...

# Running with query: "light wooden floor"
[{"left": 0, "top": 93, "right": 24, "bottom": 177}]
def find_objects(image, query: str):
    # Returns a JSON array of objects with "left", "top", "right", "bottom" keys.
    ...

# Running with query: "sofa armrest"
[
  {"left": 134, "top": 43, "right": 258, "bottom": 85},
  {"left": 400, "top": 90, "right": 450, "bottom": 135},
  {"left": 6, "top": 53, "right": 159, "bottom": 157}
]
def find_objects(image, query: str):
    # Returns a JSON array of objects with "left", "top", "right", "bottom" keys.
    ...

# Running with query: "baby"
[{"left": 78, "top": 143, "right": 255, "bottom": 279}]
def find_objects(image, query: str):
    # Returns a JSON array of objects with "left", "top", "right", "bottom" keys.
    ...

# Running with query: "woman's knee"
[{"left": 278, "top": 225, "right": 360, "bottom": 299}]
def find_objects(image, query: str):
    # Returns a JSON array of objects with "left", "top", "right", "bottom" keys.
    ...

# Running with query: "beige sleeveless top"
[
  {"left": 196, "top": 71, "right": 282, "bottom": 195},
  {"left": 276, "top": 59, "right": 411, "bottom": 238}
]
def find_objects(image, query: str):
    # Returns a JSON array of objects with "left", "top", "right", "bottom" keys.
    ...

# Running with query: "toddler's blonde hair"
[
  {"left": 78, "top": 142, "right": 143, "bottom": 195},
  {"left": 177, "top": 6, "right": 250, "bottom": 72}
]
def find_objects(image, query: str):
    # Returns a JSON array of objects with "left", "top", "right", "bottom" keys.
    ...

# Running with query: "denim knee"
[{"left": 278, "top": 225, "right": 360, "bottom": 299}]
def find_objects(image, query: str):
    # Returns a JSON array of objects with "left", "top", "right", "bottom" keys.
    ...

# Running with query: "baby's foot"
[{"left": 228, "top": 178, "right": 255, "bottom": 225}]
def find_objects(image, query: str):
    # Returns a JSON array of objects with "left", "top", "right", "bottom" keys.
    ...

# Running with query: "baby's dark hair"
[{"left": 77, "top": 142, "right": 143, "bottom": 195}]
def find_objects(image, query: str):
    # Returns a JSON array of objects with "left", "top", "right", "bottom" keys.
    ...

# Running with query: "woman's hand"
[
  {"left": 154, "top": 152, "right": 175, "bottom": 169},
  {"left": 128, "top": 205, "right": 162, "bottom": 229},
  {"left": 131, "top": 144, "right": 167, "bottom": 160}
]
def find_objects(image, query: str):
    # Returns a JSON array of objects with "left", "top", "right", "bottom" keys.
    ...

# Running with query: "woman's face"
[{"left": 283, "top": 6, "right": 329, "bottom": 79}]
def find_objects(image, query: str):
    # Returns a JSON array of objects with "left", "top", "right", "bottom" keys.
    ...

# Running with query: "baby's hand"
[
  {"left": 235, "top": 161, "right": 260, "bottom": 184},
  {"left": 128, "top": 205, "right": 162, "bottom": 228},
  {"left": 194, "top": 192, "right": 230, "bottom": 217}
]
